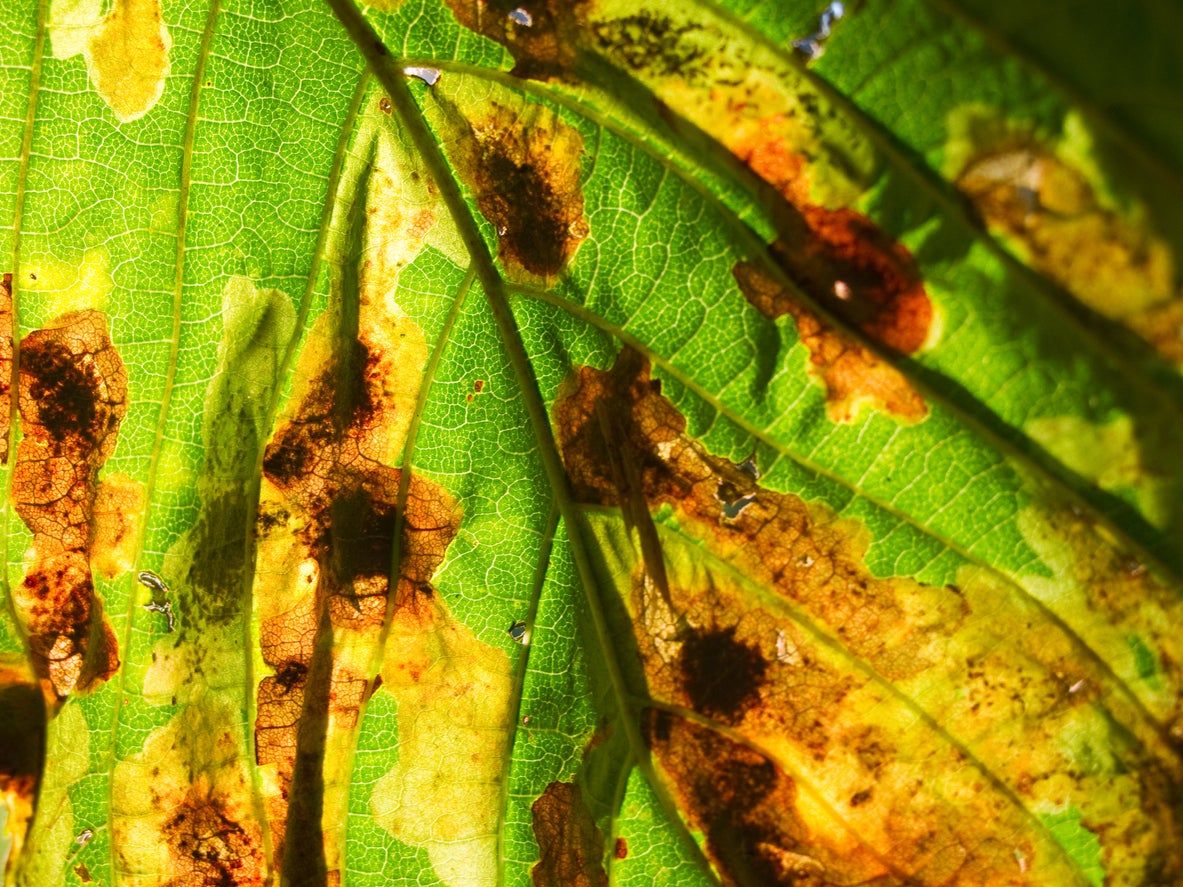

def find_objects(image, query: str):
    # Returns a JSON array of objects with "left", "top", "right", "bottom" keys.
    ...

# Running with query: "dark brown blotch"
[
  {"left": 643, "top": 710, "right": 833, "bottom": 886},
  {"left": 530, "top": 781, "right": 608, "bottom": 887},
  {"left": 679, "top": 626, "right": 768, "bottom": 722},
  {"left": 254, "top": 326, "right": 460, "bottom": 873},
  {"left": 161, "top": 788, "right": 264, "bottom": 885}
]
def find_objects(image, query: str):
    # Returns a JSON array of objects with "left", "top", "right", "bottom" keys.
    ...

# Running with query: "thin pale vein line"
[{"left": 495, "top": 500, "right": 559, "bottom": 887}]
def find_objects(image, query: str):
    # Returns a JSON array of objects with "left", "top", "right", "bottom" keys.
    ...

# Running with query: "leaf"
[{"left": 0, "top": 1, "right": 1180, "bottom": 885}]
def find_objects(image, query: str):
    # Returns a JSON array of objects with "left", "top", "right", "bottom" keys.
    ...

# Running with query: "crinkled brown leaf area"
[
  {"left": 555, "top": 349, "right": 1183, "bottom": 885},
  {"left": 12, "top": 310, "right": 126, "bottom": 701}
]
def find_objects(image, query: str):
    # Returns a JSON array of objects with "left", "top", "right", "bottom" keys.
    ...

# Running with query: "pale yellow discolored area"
[
  {"left": 371, "top": 594, "right": 514, "bottom": 887},
  {"left": 142, "top": 622, "right": 245, "bottom": 704},
  {"left": 49, "top": 0, "right": 172, "bottom": 122},
  {"left": 1026, "top": 414, "right": 1173, "bottom": 528},
  {"left": 19, "top": 248, "right": 114, "bottom": 315},
  {"left": 947, "top": 107, "right": 1182, "bottom": 361},
  {"left": 362, "top": 0, "right": 405, "bottom": 9},
  {"left": 1017, "top": 507, "right": 1183, "bottom": 723},
  {"left": 91, "top": 473, "right": 146, "bottom": 579}
]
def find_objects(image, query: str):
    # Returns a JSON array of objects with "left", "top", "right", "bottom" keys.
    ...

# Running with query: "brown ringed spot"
[
  {"left": 530, "top": 781, "right": 608, "bottom": 887},
  {"left": 13, "top": 310, "right": 126, "bottom": 699}
]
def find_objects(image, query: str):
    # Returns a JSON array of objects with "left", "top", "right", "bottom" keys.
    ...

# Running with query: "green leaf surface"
[{"left": 0, "top": 1, "right": 1180, "bottom": 885}]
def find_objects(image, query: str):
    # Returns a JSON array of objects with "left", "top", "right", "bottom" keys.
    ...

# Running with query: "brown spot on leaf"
[
  {"left": 729, "top": 152, "right": 933, "bottom": 423},
  {"left": 557, "top": 351, "right": 1183, "bottom": 882},
  {"left": 443, "top": 94, "right": 588, "bottom": 280},
  {"left": 254, "top": 316, "right": 459, "bottom": 874},
  {"left": 734, "top": 257, "right": 927, "bottom": 422},
  {"left": 161, "top": 786, "right": 265, "bottom": 886},
  {"left": 13, "top": 310, "right": 126, "bottom": 699},
  {"left": 530, "top": 781, "right": 608, "bottom": 887},
  {"left": 645, "top": 712, "right": 841, "bottom": 885},
  {"left": 613, "top": 837, "right": 627, "bottom": 860},
  {"left": 680, "top": 626, "right": 768, "bottom": 721},
  {"left": 444, "top": 0, "right": 591, "bottom": 80},
  {"left": 555, "top": 349, "right": 941, "bottom": 681}
]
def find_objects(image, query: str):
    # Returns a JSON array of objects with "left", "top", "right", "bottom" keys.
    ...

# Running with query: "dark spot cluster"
[
  {"left": 591, "top": 14, "right": 710, "bottom": 80},
  {"left": 162, "top": 792, "right": 258, "bottom": 885},
  {"left": 21, "top": 339, "right": 100, "bottom": 443}
]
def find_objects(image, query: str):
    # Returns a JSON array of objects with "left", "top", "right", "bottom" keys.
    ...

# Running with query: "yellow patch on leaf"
[
  {"left": 371, "top": 592, "right": 514, "bottom": 887},
  {"left": 20, "top": 248, "right": 114, "bottom": 315},
  {"left": 949, "top": 109, "right": 1182, "bottom": 363},
  {"left": 91, "top": 474, "right": 146, "bottom": 579},
  {"left": 50, "top": 0, "right": 171, "bottom": 122}
]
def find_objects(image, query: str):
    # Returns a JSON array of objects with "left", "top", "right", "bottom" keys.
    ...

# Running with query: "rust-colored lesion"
[
  {"left": 554, "top": 350, "right": 1183, "bottom": 883},
  {"left": 555, "top": 349, "right": 940, "bottom": 679},
  {"left": 530, "top": 781, "right": 608, "bottom": 887},
  {"left": 588, "top": 11, "right": 933, "bottom": 421},
  {"left": 439, "top": 92, "right": 589, "bottom": 281},
  {"left": 254, "top": 329, "right": 460, "bottom": 874},
  {"left": 443, "top": 0, "right": 591, "bottom": 80},
  {"left": 160, "top": 785, "right": 265, "bottom": 887},
  {"left": 12, "top": 310, "right": 126, "bottom": 700},
  {"left": 644, "top": 711, "right": 896, "bottom": 886},
  {"left": 731, "top": 135, "right": 933, "bottom": 423}
]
